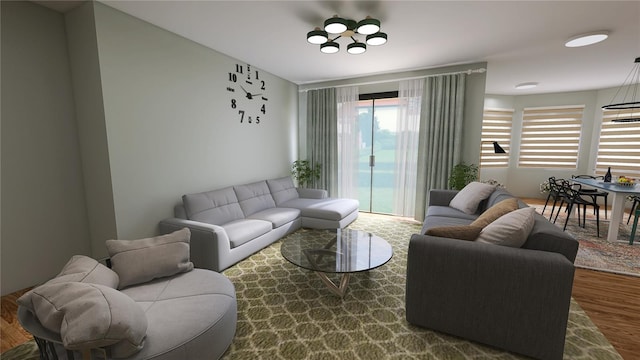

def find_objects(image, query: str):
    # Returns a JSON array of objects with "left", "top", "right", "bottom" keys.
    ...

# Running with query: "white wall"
[
  {"left": 484, "top": 87, "right": 627, "bottom": 199},
  {"left": 91, "top": 3, "right": 299, "bottom": 247},
  {"left": 1, "top": 2, "right": 91, "bottom": 295}
]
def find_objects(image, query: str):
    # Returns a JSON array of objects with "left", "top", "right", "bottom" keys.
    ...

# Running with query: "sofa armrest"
[
  {"left": 297, "top": 188, "right": 328, "bottom": 199},
  {"left": 428, "top": 189, "right": 458, "bottom": 206},
  {"left": 158, "top": 218, "right": 231, "bottom": 272},
  {"left": 406, "top": 234, "right": 575, "bottom": 360}
]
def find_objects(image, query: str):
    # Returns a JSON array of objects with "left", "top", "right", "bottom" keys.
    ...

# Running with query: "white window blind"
[
  {"left": 595, "top": 108, "right": 640, "bottom": 178},
  {"left": 518, "top": 105, "right": 584, "bottom": 168},
  {"left": 480, "top": 108, "right": 512, "bottom": 168}
]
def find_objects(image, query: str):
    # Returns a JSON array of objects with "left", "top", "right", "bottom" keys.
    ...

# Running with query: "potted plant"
[
  {"left": 448, "top": 162, "right": 478, "bottom": 190},
  {"left": 291, "top": 160, "right": 321, "bottom": 188}
]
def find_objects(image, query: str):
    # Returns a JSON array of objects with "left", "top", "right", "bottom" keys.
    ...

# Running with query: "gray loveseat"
[
  {"left": 159, "top": 176, "right": 359, "bottom": 271},
  {"left": 406, "top": 187, "right": 579, "bottom": 360}
]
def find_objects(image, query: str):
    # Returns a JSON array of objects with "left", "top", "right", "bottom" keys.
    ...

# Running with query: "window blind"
[
  {"left": 480, "top": 108, "right": 512, "bottom": 168},
  {"left": 595, "top": 108, "right": 640, "bottom": 178},
  {"left": 518, "top": 105, "right": 584, "bottom": 168}
]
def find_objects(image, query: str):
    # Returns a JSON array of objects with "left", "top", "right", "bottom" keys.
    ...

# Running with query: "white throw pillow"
[
  {"left": 476, "top": 207, "right": 536, "bottom": 247},
  {"left": 449, "top": 182, "right": 497, "bottom": 214}
]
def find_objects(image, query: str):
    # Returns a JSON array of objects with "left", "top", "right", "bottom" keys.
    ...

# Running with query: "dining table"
[{"left": 571, "top": 177, "right": 640, "bottom": 243}]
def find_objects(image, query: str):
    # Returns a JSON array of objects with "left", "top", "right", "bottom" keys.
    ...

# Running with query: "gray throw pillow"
[
  {"left": 105, "top": 228, "right": 194, "bottom": 289},
  {"left": 21, "top": 282, "right": 147, "bottom": 358},
  {"left": 449, "top": 182, "right": 497, "bottom": 214},
  {"left": 18, "top": 255, "right": 119, "bottom": 312}
]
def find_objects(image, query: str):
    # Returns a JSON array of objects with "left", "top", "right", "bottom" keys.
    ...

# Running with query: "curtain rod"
[{"left": 298, "top": 68, "right": 486, "bottom": 93}]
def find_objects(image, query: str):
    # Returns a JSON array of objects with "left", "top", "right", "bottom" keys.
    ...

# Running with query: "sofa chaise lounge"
[
  {"left": 159, "top": 176, "right": 359, "bottom": 272},
  {"left": 406, "top": 185, "right": 579, "bottom": 360}
]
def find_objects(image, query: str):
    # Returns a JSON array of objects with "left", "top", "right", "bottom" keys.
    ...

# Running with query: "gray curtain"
[
  {"left": 306, "top": 88, "right": 338, "bottom": 194},
  {"left": 414, "top": 74, "right": 466, "bottom": 221}
]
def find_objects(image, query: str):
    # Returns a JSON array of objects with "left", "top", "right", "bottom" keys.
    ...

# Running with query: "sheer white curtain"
[
  {"left": 336, "top": 86, "right": 360, "bottom": 199},
  {"left": 393, "top": 79, "right": 423, "bottom": 217}
]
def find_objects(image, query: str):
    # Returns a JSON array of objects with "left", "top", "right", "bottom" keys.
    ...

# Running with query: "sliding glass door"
[{"left": 357, "top": 93, "right": 399, "bottom": 214}]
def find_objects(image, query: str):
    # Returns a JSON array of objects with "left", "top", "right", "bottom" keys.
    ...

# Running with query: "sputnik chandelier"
[{"left": 307, "top": 15, "right": 387, "bottom": 54}]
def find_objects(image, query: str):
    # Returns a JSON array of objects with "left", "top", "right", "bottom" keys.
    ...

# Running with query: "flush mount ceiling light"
[
  {"left": 602, "top": 57, "right": 640, "bottom": 122},
  {"left": 515, "top": 82, "right": 538, "bottom": 90},
  {"left": 307, "top": 15, "right": 387, "bottom": 54},
  {"left": 565, "top": 31, "right": 609, "bottom": 47}
]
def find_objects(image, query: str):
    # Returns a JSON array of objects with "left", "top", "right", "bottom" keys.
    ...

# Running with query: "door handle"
[{"left": 369, "top": 155, "right": 375, "bottom": 167}]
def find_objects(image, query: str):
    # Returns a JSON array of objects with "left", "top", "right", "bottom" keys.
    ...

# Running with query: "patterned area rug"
[
  {"left": 221, "top": 213, "right": 622, "bottom": 359},
  {"left": 532, "top": 204, "right": 640, "bottom": 277}
]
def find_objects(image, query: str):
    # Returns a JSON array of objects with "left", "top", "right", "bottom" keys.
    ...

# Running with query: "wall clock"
[{"left": 227, "top": 63, "right": 268, "bottom": 124}]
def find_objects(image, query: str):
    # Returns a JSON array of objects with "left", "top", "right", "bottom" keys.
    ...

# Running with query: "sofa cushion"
[
  {"left": 425, "top": 225, "right": 483, "bottom": 241},
  {"left": 121, "top": 269, "right": 237, "bottom": 360},
  {"left": 183, "top": 187, "right": 245, "bottom": 225},
  {"left": 280, "top": 198, "right": 359, "bottom": 221},
  {"left": 267, "top": 176, "right": 300, "bottom": 205},
  {"left": 19, "top": 282, "right": 147, "bottom": 358},
  {"left": 106, "top": 228, "right": 194, "bottom": 289},
  {"left": 476, "top": 207, "right": 536, "bottom": 247},
  {"left": 449, "top": 182, "right": 496, "bottom": 215},
  {"left": 248, "top": 207, "right": 300, "bottom": 228},
  {"left": 471, "top": 198, "right": 519, "bottom": 228},
  {"left": 234, "top": 181, "right": 276, "bottom": 217},
  {"left": 222, "top": 219, "right": 272, "bottom": 248},
  {"left": 482, "top": 187, "right": 522, "bottom": 211}
]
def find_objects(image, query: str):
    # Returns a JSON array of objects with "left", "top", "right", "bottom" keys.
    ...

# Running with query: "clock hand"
[{"left": 240, "top": 85, "right": 254, "bottom": 99}]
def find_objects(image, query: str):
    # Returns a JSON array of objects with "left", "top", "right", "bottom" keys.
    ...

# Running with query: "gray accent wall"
[
  {"left": 90, "top": 2, "right": 298, "bottom": 244},
  {"left": 65, "top": 2, "right": 118, "bottom": 258},
  {"left": 1, "top": 1, "right": 91, "bottom": 295},
  {"left": 1, "top": 1, "right": 298, "bottom": 294}
]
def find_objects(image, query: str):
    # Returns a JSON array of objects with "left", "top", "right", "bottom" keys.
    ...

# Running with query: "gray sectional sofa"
[
  {"left": 406, "top": 186, "right": 579, "bottom": 360},
  {"left": 159, "top": 176, "right": 359, "bottom": 271}
]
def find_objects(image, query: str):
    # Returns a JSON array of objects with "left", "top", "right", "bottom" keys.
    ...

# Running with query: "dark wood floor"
[{"left": 2, "top": 201, "right": 639, "bottom": 358}]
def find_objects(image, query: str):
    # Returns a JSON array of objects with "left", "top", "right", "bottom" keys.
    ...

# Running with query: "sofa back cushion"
[
  {"left": 267, "top": 176, "right": 299, "bottom": 205},
  {"left": 183, "top": 187, "right": 245, "bottom": 225},
  {"left": 234, "top": 181, "right": 276, "bottom": 216}
]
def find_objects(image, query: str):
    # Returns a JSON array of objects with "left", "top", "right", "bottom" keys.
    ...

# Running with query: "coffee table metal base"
[{"left": 314, "top": 272, "right": 350, "bottom": 298}]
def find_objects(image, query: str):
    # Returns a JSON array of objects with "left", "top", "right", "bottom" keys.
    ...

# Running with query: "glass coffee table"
[{"left": 281, "top": 228, "right": 393, "bottom": 298}]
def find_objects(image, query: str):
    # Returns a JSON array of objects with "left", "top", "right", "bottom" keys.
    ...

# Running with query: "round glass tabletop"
[{"left": 280, "top": 228, "right": 393, "bottom": 274}]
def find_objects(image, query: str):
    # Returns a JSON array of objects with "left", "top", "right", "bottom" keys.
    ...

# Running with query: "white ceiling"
[{"left": 39, "top": 0, "right": 640, "bottom": 95}]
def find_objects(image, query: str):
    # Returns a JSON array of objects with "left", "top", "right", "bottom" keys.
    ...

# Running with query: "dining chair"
[
  {"left": 630, "top": 206, "right": 639, "bottom": 245},
  {"left": 553, "top": 180, "right": 600, "bottom": 237},
  {"left": 572, "top": 175, "right": 608, "bottom": 219},
  {"left": 542, "top": 176, "right": 560, "bottom": 218},
  {"left": 627, "top": 195, "right": 640, "bottom": 224}
]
